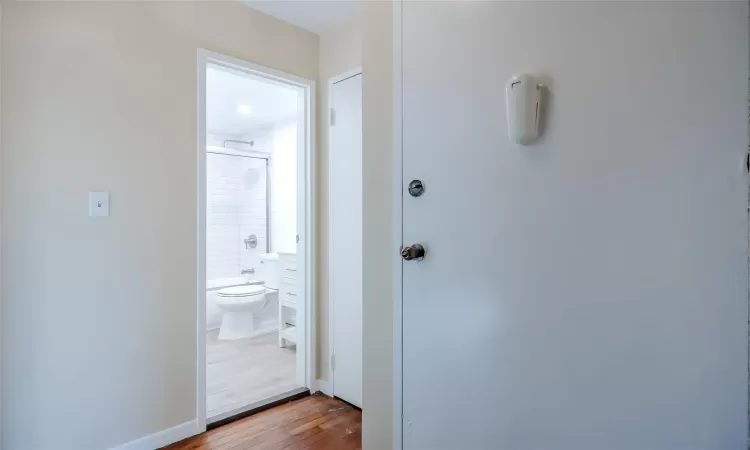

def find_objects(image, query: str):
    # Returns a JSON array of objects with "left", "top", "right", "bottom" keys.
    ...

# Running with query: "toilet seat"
[{"left": 217, "top": 285, "right": 266, "bottom": 298}]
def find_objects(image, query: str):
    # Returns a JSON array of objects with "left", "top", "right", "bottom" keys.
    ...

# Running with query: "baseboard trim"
[
  {"left": 333, "top": 395, "right": 362, "bottom": 412},
  {"left": 314, "top": 378, "right": 333, "bottom": 396},
  {"left": 109, "top": 419, "right": 199, "bottom": 450}
]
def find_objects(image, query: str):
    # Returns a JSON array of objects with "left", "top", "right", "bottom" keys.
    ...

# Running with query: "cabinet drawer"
[
  {"left": 281, "top": 275, "right": 297, "bottom": 286},
  {"left": 279, "top": 282, "right": 298, "bottom": 308},
  {"left": 279, "top": 254, "right": 297, "bottom": 280},
  {"left": 281, "top": 264, "right": 297, "bottom": 280}
]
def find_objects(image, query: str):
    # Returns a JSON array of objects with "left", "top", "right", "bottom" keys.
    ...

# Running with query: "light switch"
[{"left": 89, "top": 191, "right": 110, "bottom": 217}]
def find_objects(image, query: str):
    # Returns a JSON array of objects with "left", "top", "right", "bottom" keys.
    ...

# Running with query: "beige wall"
[
  {"left": 1, "top": 3, "right": 317, "bottom": 449},
  {"left": 316, "top": 17, "right": 362, "bottom": 381},
  {"left": 362, "top": 2, "right": 394, "bottom": 449}
]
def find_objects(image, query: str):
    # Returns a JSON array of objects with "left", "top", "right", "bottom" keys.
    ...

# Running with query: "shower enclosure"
[{"left": 206, "top": 148, "right": 269, "bottom": 297}]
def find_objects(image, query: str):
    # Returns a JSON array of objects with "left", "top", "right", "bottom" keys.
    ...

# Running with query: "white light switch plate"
[{"left": 89, "top": 191, "right": 110, "bottom": 217}]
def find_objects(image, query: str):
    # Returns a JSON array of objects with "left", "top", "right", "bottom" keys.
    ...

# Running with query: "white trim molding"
[
  {"left": 196, "top": 48, "right": 317, "bottom": 432},
  {"left": 330, "top": 68, "right": 363, "bottom": 86},
  {"left": 314, "top": 378, "right": 333, "bottom": 397},
  {"left": 327, "top": 67, "right": 363, "bottom": 403},
  {"left": 109, "top": 420, "right": 199, "bottom": 450},
  {"left": 196, "top": 48, "right": 208, "bottom": 434}
]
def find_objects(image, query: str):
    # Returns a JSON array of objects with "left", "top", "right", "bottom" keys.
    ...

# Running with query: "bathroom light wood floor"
[
  {"left": 208, "top": 330, "right": 299, "bottom": 419},
  {"left": 164, "top": 394, "right": 361, "bottom": 450}
]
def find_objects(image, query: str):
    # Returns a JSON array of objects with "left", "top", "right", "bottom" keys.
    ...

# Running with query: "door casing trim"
[{"left": 196, "top": 48, "right": 317, "bottom": 432}]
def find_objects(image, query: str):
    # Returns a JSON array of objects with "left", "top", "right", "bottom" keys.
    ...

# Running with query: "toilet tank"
[{"left": 257, "top": 253, "right": 280, "bottom": 289}]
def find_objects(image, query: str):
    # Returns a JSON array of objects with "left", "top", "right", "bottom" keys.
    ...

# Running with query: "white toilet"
[{"left": 216, "top": 253, "right": 279, "bottom": 340}]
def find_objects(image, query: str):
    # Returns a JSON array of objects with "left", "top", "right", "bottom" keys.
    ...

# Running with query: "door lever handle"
[{"left": 401, "top": 244, "right": 425, "bottom": 261}]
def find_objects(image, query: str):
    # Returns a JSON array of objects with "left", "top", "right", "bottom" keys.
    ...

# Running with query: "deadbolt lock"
[
  {"left": 408, "top": 180, "right": 424, "bottom": 197},
  {"left": 401, "top": 244, "right": 425, "bottom": 261}
]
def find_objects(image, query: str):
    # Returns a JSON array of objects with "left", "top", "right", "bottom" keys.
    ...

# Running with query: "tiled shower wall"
[
  {"left": 211, "top": 122, "right": 299, "bottom": 254},
  {"left": 206, "top": 153, "right": 268, "bottom": 283}
]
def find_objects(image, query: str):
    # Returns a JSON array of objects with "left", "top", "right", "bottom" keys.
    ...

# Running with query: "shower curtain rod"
[{"left": 223, "top": 139, "right": 254, "bottom": 148}]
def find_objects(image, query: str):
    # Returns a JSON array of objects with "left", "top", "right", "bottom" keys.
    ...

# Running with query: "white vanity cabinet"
[{"left": 277, "top": 253, "right": 297, "bottom": 347}]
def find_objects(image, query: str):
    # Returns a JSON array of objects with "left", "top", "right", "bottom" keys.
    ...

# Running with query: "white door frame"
[
  {"left": 196, "top": 48, "right": 316, "bottom": 431},
  {"left": 327, "top": 67, "right": 362, "bottom": 398}
]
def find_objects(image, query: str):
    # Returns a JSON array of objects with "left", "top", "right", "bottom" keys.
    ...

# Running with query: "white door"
[
  {"left": 330, "top": 73, "right": 363, "bottom": 407},
  {"left": 401, "top": 2, "right": 748, "bottom": 449}
]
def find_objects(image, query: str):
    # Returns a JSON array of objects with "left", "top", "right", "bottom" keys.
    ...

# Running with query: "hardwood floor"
[{"left": 163, "top": 394, "right": 361, "bottom": 450}]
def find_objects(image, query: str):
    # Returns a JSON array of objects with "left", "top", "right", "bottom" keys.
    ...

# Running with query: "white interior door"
[
  {"left": 330, "top": 72, "right": 363, "bottom": 407},
  {"left": 401, "top": 2, "right": 747, "bottom": 449}
]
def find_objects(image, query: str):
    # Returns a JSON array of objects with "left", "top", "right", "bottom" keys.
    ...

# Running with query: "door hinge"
[
  {"left": 330, "top": 108, "right": 336, "bottom": 126},
  {"left": 331, "top": 353, "right": 336, "bottom": 371},
  {"left": 296, "top": 234, "right": 300, "bottom": 243}
]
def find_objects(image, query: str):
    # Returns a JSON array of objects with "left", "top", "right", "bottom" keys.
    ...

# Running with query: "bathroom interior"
[{"left": 205, "top": 63, "right": 303, "bottom": 422}]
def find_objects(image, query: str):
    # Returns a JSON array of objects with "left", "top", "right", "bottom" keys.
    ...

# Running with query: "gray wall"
[{"left": 362, "top": 1, "right": 750, "bottom": 448}]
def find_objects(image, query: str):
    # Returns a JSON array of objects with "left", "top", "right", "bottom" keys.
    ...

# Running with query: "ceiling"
[
  {"left": 242, "top": 1, "right": 361, "bottom": 35},
  {"left": 206, "top": 66, "right": 299, "bottom": 138}
]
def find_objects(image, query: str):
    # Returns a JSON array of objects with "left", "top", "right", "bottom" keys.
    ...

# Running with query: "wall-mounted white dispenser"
[{"left": 505, "top": 74, "right": 543, "bottom": 145}]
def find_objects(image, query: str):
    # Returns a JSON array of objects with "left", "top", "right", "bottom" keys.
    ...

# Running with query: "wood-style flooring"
[
  {"left": 208, "top": 330, "right": 299, "bottom": 419},
  {"left": 164, "top": 394, "right": 361, "bottom": 450}
]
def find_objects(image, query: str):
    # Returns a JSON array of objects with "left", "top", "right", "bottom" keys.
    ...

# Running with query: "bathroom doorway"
[{"left": 197, "top": 50, "right": 315, "bottom": 428}]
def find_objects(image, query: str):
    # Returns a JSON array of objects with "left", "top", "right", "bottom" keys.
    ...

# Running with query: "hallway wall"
[{"left": 1, "top": 3, "right": 318, "bottom": 448}]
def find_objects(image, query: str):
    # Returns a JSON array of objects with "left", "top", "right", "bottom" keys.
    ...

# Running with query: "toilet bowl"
[{"left": 216, "top": 285, "right": 277, "bottom": 340}]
